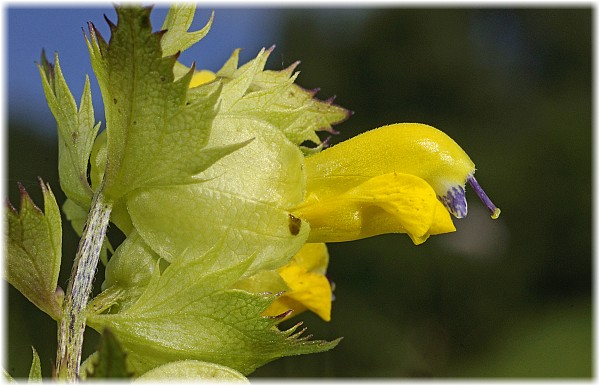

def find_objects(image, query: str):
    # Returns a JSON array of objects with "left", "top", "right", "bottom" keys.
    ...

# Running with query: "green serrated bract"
[
  {"left": 87, "top": 245, "right": 339, "bottom": 376},
  {"left": 6, "top": 180, "right": 62, "bottom": 320},
  {"left": 87, "top": 7, "right": 226, "bottom": 200}
]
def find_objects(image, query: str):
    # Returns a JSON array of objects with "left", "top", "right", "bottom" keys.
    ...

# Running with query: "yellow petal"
[
  {"left": 295, "top": 172, "right": 454, "bottom": 244},
  {"left": 189, "top": 70, "right": 216, "bottom": 88},
  {"left": 407, "top": 200, "right": 456, "bottom": 245},
  {"left": 270, "top": 264, "right": 332, "bottom": 322},
  {"left": 288, "top": 242, "right": 329, "bottom": 274},
  {"left": 305, "top": 123, "right": 476, "bottom": 218},
  {"left": 262, "top": 243, "right": 332, "bottom": 322}
]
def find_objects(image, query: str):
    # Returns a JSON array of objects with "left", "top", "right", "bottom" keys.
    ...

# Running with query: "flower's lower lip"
[
  {"left": 438, "top": 185, "right": 468, "bottom": 219},
  {"left": 467, "top": 175, "right": 501, "bottom": 219}
]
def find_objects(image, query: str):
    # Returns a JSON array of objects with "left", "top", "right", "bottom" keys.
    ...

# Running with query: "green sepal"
[
  {"left": 38, "top": 51, "right": 100, "bottom": 208},
  {"left": 135, "top": 360, "right": 248, "bottom": 382},
  {"left": 160, "top": 4, "right": 214, "bottom": 57},
  {"left": 6, "top": 179, "right": 62, "bottom": 320},
  {"left": 87, "top": 245, "right": 339, "bottom": 376},
  {"left": 126, "top": 114, "right": 309, "bottom": 277},
  {"left": 87, "top": 6, "right": 223, "bottom": 200},
  {"left": 27, "top": 347, "right": 42, "bottom": 383},
  {"left": 89, "top": 118, "right": 252, "bottom": 241},
  {"left": 85, "top": 329, "right": 133, "bottom": 379}
]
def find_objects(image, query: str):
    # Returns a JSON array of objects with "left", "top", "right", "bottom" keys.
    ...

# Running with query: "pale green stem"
[{"left": 56, "top": 192, "right": 112, "bottom": 381}]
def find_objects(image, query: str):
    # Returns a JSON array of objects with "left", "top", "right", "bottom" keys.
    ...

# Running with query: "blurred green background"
[{"left": 7, "top": 7, "right": 592, "bottom": 379}]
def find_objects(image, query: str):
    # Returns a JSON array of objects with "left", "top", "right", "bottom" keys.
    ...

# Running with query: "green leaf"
[
  {"left": 135, "top": 360, "right": 248, "bottom": 382},
  {"left": 27, "top": 347, "right": 42, "bottom": 383},
  {"left": 160, "top": 4, "right": 214, "bottom": 57},
  {"left": 87, "top": 245, "right": 339, "bottom": 376},
  {"left": 127, "top": 115, "right": 310, "bottom": 276},
  {"left": 87, "top": 6, "right": 225, "bottom": 200},
  {"left": 38, "top": 51, "right": 100, "bottom": 208},
  {"left": 6, "top": 179, "right": 62, "bottom": 320},
  {"left": 86, "top": 329, "right": 132, "bottom": 379}
]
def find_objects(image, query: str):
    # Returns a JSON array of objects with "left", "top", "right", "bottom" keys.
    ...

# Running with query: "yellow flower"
[
  {"left": 189, "top": 69, "right": 501, "bottom": 320},
  {"left": 293, "top": 123, "right": 500, "bottom": 245},
  {"left": 263, "top": 243, "right": 332, "bottom": 322}
]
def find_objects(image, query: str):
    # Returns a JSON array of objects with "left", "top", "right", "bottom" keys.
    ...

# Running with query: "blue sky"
[{"left": 7, "top": 5, "right": 287, "bottom": 135}]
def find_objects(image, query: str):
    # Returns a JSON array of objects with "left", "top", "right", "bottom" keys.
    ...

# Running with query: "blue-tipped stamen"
[{"left": 467, "top": 175, "right": 501, "bottom": 219}]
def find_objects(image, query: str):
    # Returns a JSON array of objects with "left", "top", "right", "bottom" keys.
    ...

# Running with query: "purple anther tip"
[{"left": 467, "top": 175, "right": 501, "bottom": 219}]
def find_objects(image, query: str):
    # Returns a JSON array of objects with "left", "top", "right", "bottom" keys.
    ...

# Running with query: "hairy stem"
[{"left": 56, "top": 192, "right": 112, "bottom": 381}]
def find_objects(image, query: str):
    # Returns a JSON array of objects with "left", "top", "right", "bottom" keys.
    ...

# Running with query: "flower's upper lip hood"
[{"left": 305, "top": 123, "right": 476, "bottom": 192}]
